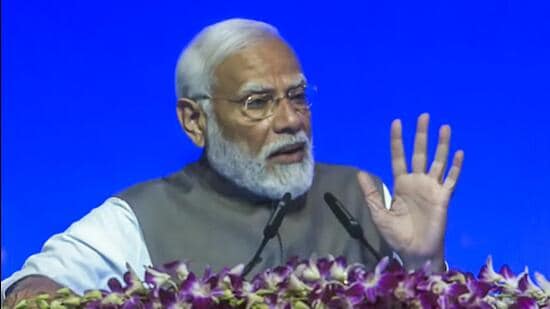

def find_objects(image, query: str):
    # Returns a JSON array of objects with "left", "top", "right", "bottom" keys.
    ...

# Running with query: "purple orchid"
[
  {"left": 393, "top": 271, "right": 422, "bottom": 302},
  {"left": 145, "top": 266, "right": 176, "bottom": 290},
  {"left": 263, "top": 265, "right": 293, "bottom": 290},
  {"left": 178, "top": 272, "right": 225, "bottom": 308},
  {"left": 455, "top": 273, "right": 492, "bottom": 306},
  {"left": 328, "top": 255, "right": 349, "bottom": 283},
  {"left": 294, "top": 257, "right": 322, "bottom": 283},
  {"left": 515, "top": 296, "right": 539, "bottom": 309},
  {"left": 121, "top": 295, "right": 145, "bottom": 309},
  {"left": 535, "top": 272, "right": 550, "bottom": 294},
  {"left": 519, "top": 271, "right": 550, "bottom": 307},
  {"left": 161, "top": 260, "right": 191, "bottom": 282},
  {"left": 345, "top": 257, "right": 398, "bottom": 304},
  {"left": 16, "top": 255, "right": 549, "bottom": 308},
  {"left": 479, "top": 256, "right": 504, "bottom": 284},
  {"left": 123, "top": 263, "right": 148, "bottom": 296}
]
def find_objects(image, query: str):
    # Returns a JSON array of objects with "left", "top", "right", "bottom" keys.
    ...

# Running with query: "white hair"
[
  {"left": 175, "top": 19, "right": 280, "bottom": 106},
  {"left": 175, "top": 19, "right": 316, "bottom": 199}
]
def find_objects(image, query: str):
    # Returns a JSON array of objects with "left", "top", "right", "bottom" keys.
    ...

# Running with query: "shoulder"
[
  {"left": 314, "top": 162, "right": 358, "bottom": 181},
  {"left": 114, "top": 168, "right": 193, "bottom": 206},
  {"left": 64, "top": 197, "right": 140, "bottom": 241},
  {"left": 313, "top": 162, "right": 390, "bottom": 209},
  {"left": 314, "top": 162, "right": 383, "bottom": 186}
]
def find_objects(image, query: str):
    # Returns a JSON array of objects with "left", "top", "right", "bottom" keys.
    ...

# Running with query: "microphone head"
[
  {"left": 323, "top": 192, "right": 363, "bottom": 239},
  {"left": 323, "top": 192, "right": 336, "bottom": 205},
  {"left": 263, "top": 192, "right": 292, "bottom": 239},
  {"left": 324, "top": 192, "right": 347, "bottom": 221},
  {"left": 323, "top": 192, "right": 382, "bottom": 262}
]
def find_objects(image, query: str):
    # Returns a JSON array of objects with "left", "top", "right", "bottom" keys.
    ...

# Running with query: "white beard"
[{"left": 204, "top": 115, "right": 315, "bottom": 200}]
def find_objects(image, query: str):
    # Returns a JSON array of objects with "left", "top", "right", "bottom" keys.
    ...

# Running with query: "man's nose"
[{"left": 272, "top": 99, "right": 304, "bottom": 134}]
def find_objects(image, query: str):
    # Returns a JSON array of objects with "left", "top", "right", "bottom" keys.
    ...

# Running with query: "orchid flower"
[
  {"left": 295, "top": 258, "right": 322, "bottom": 282},
  {"left": 346, "top": 257, "right": 398, "bottom": 304},
  {"left": 145, "top": 266, "right": 177, "bottom": 290},
  {"left": 123, "top": 263, "right": 148, "bottom": 296},
  {"left": 328, "top": 256, "right": 348, "bottom": 283},
  {"left": 479, "top": 256, "right": 503, "bottom": 284},
  {"left": 161, "top": 260, "right": 191, "bottom": 282},
  {"left": 16, "top": 255, "right": 548, "bottom": 308},
  {"left": 178, "top": 272, "right": 225, "bottom": 308}
]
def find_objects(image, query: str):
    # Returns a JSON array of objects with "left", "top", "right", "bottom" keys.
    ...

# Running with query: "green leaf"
[
  {"left": 49, "top": 299, "right": 66, "bottom": 309},
  {"left": 55, "top": 288, "right": 73, "bottom": 298},
  {"left": 82, "top": 290, "right": 102, "bottom": 301},
  {"left": 101, "top": 293, "right": 125, "bottom": 305},
  {"left": 14, "top": 299, "right": 28, "bottom": 309},
  {"left": 34, "top": 294, "right": 51, "bottom": 301},
  {"left": 37, "top": 299, "right": 50, "bottom": 309},
  {"left": 293, "top": 300, "right": 311, "bottom": 309},
  {"left": 61, "top": 295, "right": 81, "bottom": 306}
]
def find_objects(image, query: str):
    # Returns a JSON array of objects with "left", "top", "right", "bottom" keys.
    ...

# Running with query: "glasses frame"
[{"left": 192, "top": 84, "right": 317, "bottom": 121}]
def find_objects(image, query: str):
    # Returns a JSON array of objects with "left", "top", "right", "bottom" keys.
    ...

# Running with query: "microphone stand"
[{"left": 242, "top": 193, "right": 291, "bottom": 277}]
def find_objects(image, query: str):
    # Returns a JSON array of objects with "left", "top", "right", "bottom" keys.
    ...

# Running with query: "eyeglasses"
[{"left": 193, "top": 84, "right": 317, "bottom": 120}]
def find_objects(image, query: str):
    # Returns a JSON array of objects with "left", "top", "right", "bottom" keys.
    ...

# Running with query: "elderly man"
[{"left": 2, "top": 19, "right": 463, "bottom": 306}]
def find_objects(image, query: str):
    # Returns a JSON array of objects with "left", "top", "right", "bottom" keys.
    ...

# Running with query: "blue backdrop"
[{"left": 2, "top": 0, "right": 549, "bottom": 279}]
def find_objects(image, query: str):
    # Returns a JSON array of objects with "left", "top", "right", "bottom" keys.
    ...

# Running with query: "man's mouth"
[{"left": 268, "top": 142, "right": 306, "bottom": 164}]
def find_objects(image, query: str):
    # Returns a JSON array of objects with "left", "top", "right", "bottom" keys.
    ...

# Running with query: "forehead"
[{"left": 213, "top": 38, "right": 304, "bottom": 94}]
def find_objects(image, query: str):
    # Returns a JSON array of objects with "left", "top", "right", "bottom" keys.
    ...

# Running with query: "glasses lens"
[
  {"left": 242, "top": 85, "right": 317, "bottom": 120},
  {"left": 290, "top": 85, "right": 316, "bottom": 110},
  {"left": 244, "top": 94, "right": 273, "bottom": 119}
]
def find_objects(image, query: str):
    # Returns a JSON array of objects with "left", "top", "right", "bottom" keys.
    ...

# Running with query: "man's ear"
[{"left": 176, "top": 98, "right": 207, "bottom": 147}]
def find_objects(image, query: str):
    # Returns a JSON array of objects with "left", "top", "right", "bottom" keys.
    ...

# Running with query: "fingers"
[
  {"left": 412, "top": 113, "right": 429, "bottom": 173},
  {"left": 392, "top": 115, "right": 462, "bottom": 190},
  {"left": 391, "top": 119, "right": 408, "bottom": 179},
  {"left": 357, "top": 172, "right": 386, "bottom": 211},
  {"left": 429, "top": 124, "right": 451, "bottom": 181},
  {"left": 443, "top": 150, "right": 464, "bottom": 191}
]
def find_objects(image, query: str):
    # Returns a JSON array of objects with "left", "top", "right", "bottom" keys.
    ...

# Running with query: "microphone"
[
  {"left": 263, "top": 193, "right": 291, "bottom": 239},
  {"left": 243, "top": 193, "right": 291, "bottom": 277},
  {"left": 323, "top": 192, "right": 382, "bottom": 262}
]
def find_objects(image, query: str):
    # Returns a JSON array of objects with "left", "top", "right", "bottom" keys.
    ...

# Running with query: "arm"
[
  {"left": 1, "top": 197, "right": 151, "bottom": 305},
  {"left": 3, "top": 275, "right": 63, "bottom": 308}
]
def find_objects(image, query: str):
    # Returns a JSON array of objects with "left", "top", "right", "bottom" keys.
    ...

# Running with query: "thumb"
[{"left": 357, "top": 171, "right": 386, "bottom": 212}]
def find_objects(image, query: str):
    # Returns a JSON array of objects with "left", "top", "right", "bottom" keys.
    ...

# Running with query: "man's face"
[
  {"left": 211, "top": 38, "right": 312, "bottom": 166},
  {"left": 203, "top": 38, "right": 314, "bottom": 200}
]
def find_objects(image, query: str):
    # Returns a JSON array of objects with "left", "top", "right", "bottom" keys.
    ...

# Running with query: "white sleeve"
[
  {"left": 382, "top": 183, "right": 392, "bottom": 210},
  {"left": 1, "top": 197, "right": 152, "bottom": 300}
]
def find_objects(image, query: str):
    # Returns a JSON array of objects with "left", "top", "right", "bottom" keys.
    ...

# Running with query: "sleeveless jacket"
[{"left": 117, "top": 158, "right": 391, "bottom": 274}]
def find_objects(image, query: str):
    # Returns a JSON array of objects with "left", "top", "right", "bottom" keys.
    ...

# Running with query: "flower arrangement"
[{"left": 11, "top": 256, "right": 549, "bottom": 308}]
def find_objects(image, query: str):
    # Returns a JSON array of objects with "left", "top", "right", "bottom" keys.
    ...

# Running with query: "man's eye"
[
  {"left": 246, "top": 96, "right": 271, "bottom": 109},
  {"left": 290, "top": 93, "right": 306, "bottom": 100},
  {"left": 289, "top": 87, "right": 307, "bottom": 99},
  {"left": 289, "top": 92, "right": 308, "bottom": 105}
]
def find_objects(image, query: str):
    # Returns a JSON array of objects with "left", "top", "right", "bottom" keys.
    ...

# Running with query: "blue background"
[{"left": 2, "top": 0, "right": 549, "bottom": 279}]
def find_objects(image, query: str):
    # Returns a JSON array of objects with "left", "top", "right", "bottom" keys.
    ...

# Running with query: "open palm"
[{"left": 358, "top": 113, "right": 464, "bottom": 270}]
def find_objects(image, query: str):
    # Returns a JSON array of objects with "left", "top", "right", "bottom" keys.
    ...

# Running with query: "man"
[{"left": 2, "top": 19, "right": 463, "bottom": 306}]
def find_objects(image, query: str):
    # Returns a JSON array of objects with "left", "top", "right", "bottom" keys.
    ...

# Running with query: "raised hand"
[{"left": 358, "top": 113, "right": 464, "bottom": 271}]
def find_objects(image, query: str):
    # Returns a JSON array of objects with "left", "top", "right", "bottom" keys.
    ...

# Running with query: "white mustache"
[{"left": 259, "top": 131, "right": 311, "bottom": 161}]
